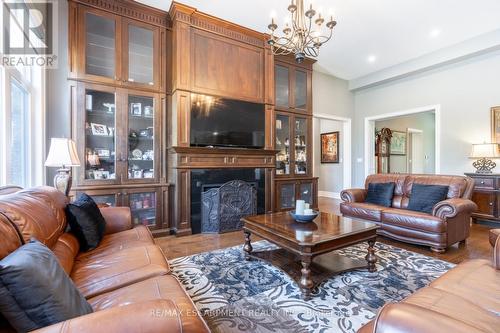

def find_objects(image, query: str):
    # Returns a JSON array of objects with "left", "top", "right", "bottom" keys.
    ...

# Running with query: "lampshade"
[
  {"left": 469, "top": 143, "right": 500, "bottom": 159},
  {"left": 45, "top": 138, "right": 81, "bottom": 167}
]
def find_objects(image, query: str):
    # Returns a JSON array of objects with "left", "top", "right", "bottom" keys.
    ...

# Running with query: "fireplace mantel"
[{"left": 169, "top": 146, "right": 279, "bottom": 169}]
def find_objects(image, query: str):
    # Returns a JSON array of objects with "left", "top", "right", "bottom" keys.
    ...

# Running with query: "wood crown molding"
[
  {"left": 169, "top": 1, "right": 268, "bottom": 48},
  {"left": 71, "top": 0, "right": 171, "bottom": 28},
  {"left": 275, "top": 54, "right": 316, "bottom": 70}
]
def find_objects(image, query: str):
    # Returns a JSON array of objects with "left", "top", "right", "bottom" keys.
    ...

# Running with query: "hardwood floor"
[{"left": 156, "top": 197, "right": 496, "bottom": 264}]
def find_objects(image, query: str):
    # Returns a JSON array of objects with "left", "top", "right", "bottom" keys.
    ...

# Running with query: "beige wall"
[
  {"left": 312, "top": 70, "right": 354, "bottom": 194},
  {"left": 375, "top": 112, "right": 436, "bottom": 174},
  {"left": 352, "top": 50, "right": 500, "bottom": 186}
]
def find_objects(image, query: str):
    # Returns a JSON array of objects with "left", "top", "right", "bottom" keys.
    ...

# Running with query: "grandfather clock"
[{"left": 375, "top": 128, "right": 392, "bottom": 174}]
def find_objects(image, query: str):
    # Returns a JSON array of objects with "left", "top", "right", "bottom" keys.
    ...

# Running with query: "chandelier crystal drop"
[{"left": 267, "top": 0, "right": 337, "bottom": 63}]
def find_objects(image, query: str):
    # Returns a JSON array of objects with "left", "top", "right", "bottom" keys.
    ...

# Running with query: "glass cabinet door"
[
  {"left": 128, "top": 191, "right": 158, "bottom": 227},
  {"left": 294, "top": 69, "right": 307, "bottom": 110},
  {"left": 298, "top": 182, "right": 313, "bottom": 206},
  {"left": 124, "top": 20, "right": 158, "bottom": 89},
  {"left": 126, "top": 94, "right": 156, "bottom": 182},
  {"left": 275, "top": 65, "right": 290, "bottom": 108},
  {"left": 84, "top": 88, "right": 118, "bottom": 182},
  {"left": 275, "top": 114, "right": 291, "bottom": 176},
  {"left": 294, "top": 117, "right": 308, "bottom": 175},
  {"left": 84, "top": 11, "right": 118, "bottom": 80},
  {"left": 279, "top": 182, "right": 296, "bottom": 210}
]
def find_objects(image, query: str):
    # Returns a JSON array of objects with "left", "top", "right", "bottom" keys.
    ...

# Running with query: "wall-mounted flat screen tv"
[{"left": 190, "top": 94, "right": 265, "bottom": 149}]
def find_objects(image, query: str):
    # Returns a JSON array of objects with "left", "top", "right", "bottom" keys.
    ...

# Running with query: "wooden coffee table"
[{"left": 242, "top": 211, "right": 379, "bottom": 299}]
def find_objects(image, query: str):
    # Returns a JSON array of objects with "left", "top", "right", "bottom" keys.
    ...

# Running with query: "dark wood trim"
[
  {"left": 71, "top": 0, "right": 170, "bottom": 28},
  {"left": 169, "top": 2, "right": 267, "bottom": 48}
]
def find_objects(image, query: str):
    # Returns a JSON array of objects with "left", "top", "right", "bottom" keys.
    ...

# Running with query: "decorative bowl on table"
[{"left": 289, "top": 210, "right": 319, "bottom": 223}]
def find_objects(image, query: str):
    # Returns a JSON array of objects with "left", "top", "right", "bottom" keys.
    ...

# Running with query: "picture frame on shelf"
[
  {"left": 143, "top": 170, "right": 154, "bottom": 178},
  {"left": 90, "top": 123, "right": 109, "bottom": 136},
  {"left": 144, "top": 105, "right": 154, "bottom": 118},
  {"left": 321, "top": 131, "right": 339, "bottom": 163},
  {"left": 390, "top": 131, "right": 407, "bottom": 155},
  {"left": 133, "top": 170, "right": 144, "bottom": 179},
  {"left": 94, "top": 148, "right": 110, "bottom": 158},
  {"left": 491, "top": 106, "right": 500, "bottom": 143},
  {"left": 130, "top": 103, "right": 142, "bottom": 116},
  {"left": 93, "top": 170, "right": 110, "bottom": 180}
]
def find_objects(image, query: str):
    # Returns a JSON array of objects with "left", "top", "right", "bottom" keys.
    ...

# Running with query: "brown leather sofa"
[
  {"left": 358, "top": 229, "right": 500, "bottom": 333},
  {"left": 341, "top": 174, "right": 477, "bottom": 253},
  {"left": 0, "top": 186, "right": 209, "bottom": 333}
]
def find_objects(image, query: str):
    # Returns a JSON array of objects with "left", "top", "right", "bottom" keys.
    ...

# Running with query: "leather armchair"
[
  {"left": 357, "top": 229, "right": 500, "bottom": 333},
  {"left": 364, "top": 303, "right": 486, "bottom": 333},
  {"left": 31, "top": 300, "right": 183, "bottom": 333}
]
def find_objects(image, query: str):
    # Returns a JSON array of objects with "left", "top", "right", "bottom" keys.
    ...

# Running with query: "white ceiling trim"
[{"left": 349, "top": 29, "right": 500, "bottom": 91}]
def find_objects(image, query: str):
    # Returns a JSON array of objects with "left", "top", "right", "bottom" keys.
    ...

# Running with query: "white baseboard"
[{"left": 318, "top": 191, "right": 341, "bottom": 199}]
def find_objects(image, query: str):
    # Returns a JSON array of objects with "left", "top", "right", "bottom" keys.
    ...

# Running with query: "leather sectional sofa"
[
  {"left": 341, "top": 174, "right": 477, "bottom": 253},
  {"left": 0, "top": 187, "right": 209, "bottom": 332},
  {"left": 358, "top": 229, "right": 500, "bottom": 332}
]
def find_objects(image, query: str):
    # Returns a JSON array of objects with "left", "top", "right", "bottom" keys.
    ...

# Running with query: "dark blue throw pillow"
[
  {"left": 0, "top": 240, "right": 93, "bottom": 332},
  {"left": 364, "top": 182, "right": 396, "bottom": 207},
  {"left": 66, "top": 193, "right": 106, "bottom": 251},
  {"left": 407, "top": 183, "right": 449, "bottom": 214}
]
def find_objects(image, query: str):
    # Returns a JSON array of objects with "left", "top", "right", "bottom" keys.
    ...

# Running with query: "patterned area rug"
[{"left": 170, "top": 241, "right": 454, "bottom": 333}]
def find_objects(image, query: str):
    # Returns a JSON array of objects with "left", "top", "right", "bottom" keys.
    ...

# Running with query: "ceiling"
[{"left": 136, "top": 0, "right": 500, "bottom": 80}]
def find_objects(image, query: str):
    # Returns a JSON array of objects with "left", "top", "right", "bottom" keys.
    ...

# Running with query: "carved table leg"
[
  {"left": 366, "top": 239, "right": 377, "bottom": 272},
  {"left": 243, "top": 230, "right": 253, "bottom": 260},
  {"left": 300, "top": 255, "right": 314, "bottom": 300}
]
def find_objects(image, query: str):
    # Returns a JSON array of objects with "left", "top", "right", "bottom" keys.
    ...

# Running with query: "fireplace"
[
  {"left": 191, "top": 169, "right": 265, "bottom": 234},
  {"left": 201, "top": 180, "right": 257, "bottom": 233}
]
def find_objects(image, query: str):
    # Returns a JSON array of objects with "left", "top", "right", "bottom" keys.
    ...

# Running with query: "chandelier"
[{"left": 267, "top": 0, "right": 337, "bottom": 63}]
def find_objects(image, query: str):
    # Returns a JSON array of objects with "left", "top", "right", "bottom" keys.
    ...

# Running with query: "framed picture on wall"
[
  {"left": 390, "top": 131, "right": 407, "bottom": 155},
  {"left": 491, "top": 106, "right": 500, "bottom": 143},
  {"left": 321, "top": 132, "right": 339, "bottom": 163}
]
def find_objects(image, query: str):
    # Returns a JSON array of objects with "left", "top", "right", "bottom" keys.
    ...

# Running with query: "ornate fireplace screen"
[{"left": 201, "top": 180, "right": 257, "bottom": 233}]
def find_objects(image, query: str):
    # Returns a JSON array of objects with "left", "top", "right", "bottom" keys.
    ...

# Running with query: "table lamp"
[
  {"left": 45, "top": 138, "right": 81, "bottom": 196},
  {"left": 469, "top": 143, "right": 499, "bottom": 174}
]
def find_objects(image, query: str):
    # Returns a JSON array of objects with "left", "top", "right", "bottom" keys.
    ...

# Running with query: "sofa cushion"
[
  {"left": 66, "top": 194, "right": 107, "bottom": 252},
  {"left": 71, "top": 244, "right": 169, "bottom": 299},
  {"left": 407, "top": 184, "right": 449, "bottom": 214},
  {"left": 404, "top": 287, "right": 499, "bottom": 333},
  {"left": 381, "top": 208, "right": 445, "bottom": 233},
  {"left": 364, "top": 182, "right": 395, "bottom": 207},
  {"left": 77, "top": 225, "right": 155, "bottom": 260},
  {"left": 340, "top": 202, "right": 384, "bottom": 222},
  {"left": 51, "top": 233, "right": 80, "bottom": 275},
  {"left": 429, "top": 259, "right": 500, "bottom": 315},
  {"left": 0, "top": 240, "right": 92, "bottom": 332},
  {"left": 88, "top": 276, "right": 210, "bottom": 333}
]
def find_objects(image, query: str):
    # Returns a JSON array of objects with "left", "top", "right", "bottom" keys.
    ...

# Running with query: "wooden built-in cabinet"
[
  {"left": 69, "top": 0, "right": 168, "bottom": 92},
  {"left": 68, "top": 0, "right": 170, "bottom": 236},
  {"left": 274, "top": 57, "right": 313, "bottom": 113},
  {"left": 275, "top": 112, "right": 312, "bottom": 177},
  {"left": 73, "top": 186, "right": 170, "bottom": 236},
  {"left": 465, "top": 173, "right": 500, "bottom": 225},
  {"left": 73, "top": 82, "right": 164, "bottom": 186},
  {"left": 273, "top": 55, "right": 317, "bottom": 211},
  {"left": 275, "top": 178, "right": 318, "bottom": 211}
]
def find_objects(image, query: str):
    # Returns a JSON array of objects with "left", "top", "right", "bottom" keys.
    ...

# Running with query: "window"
[{"left": 0, "top": 61, "right": 45, "bottom": 188}]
